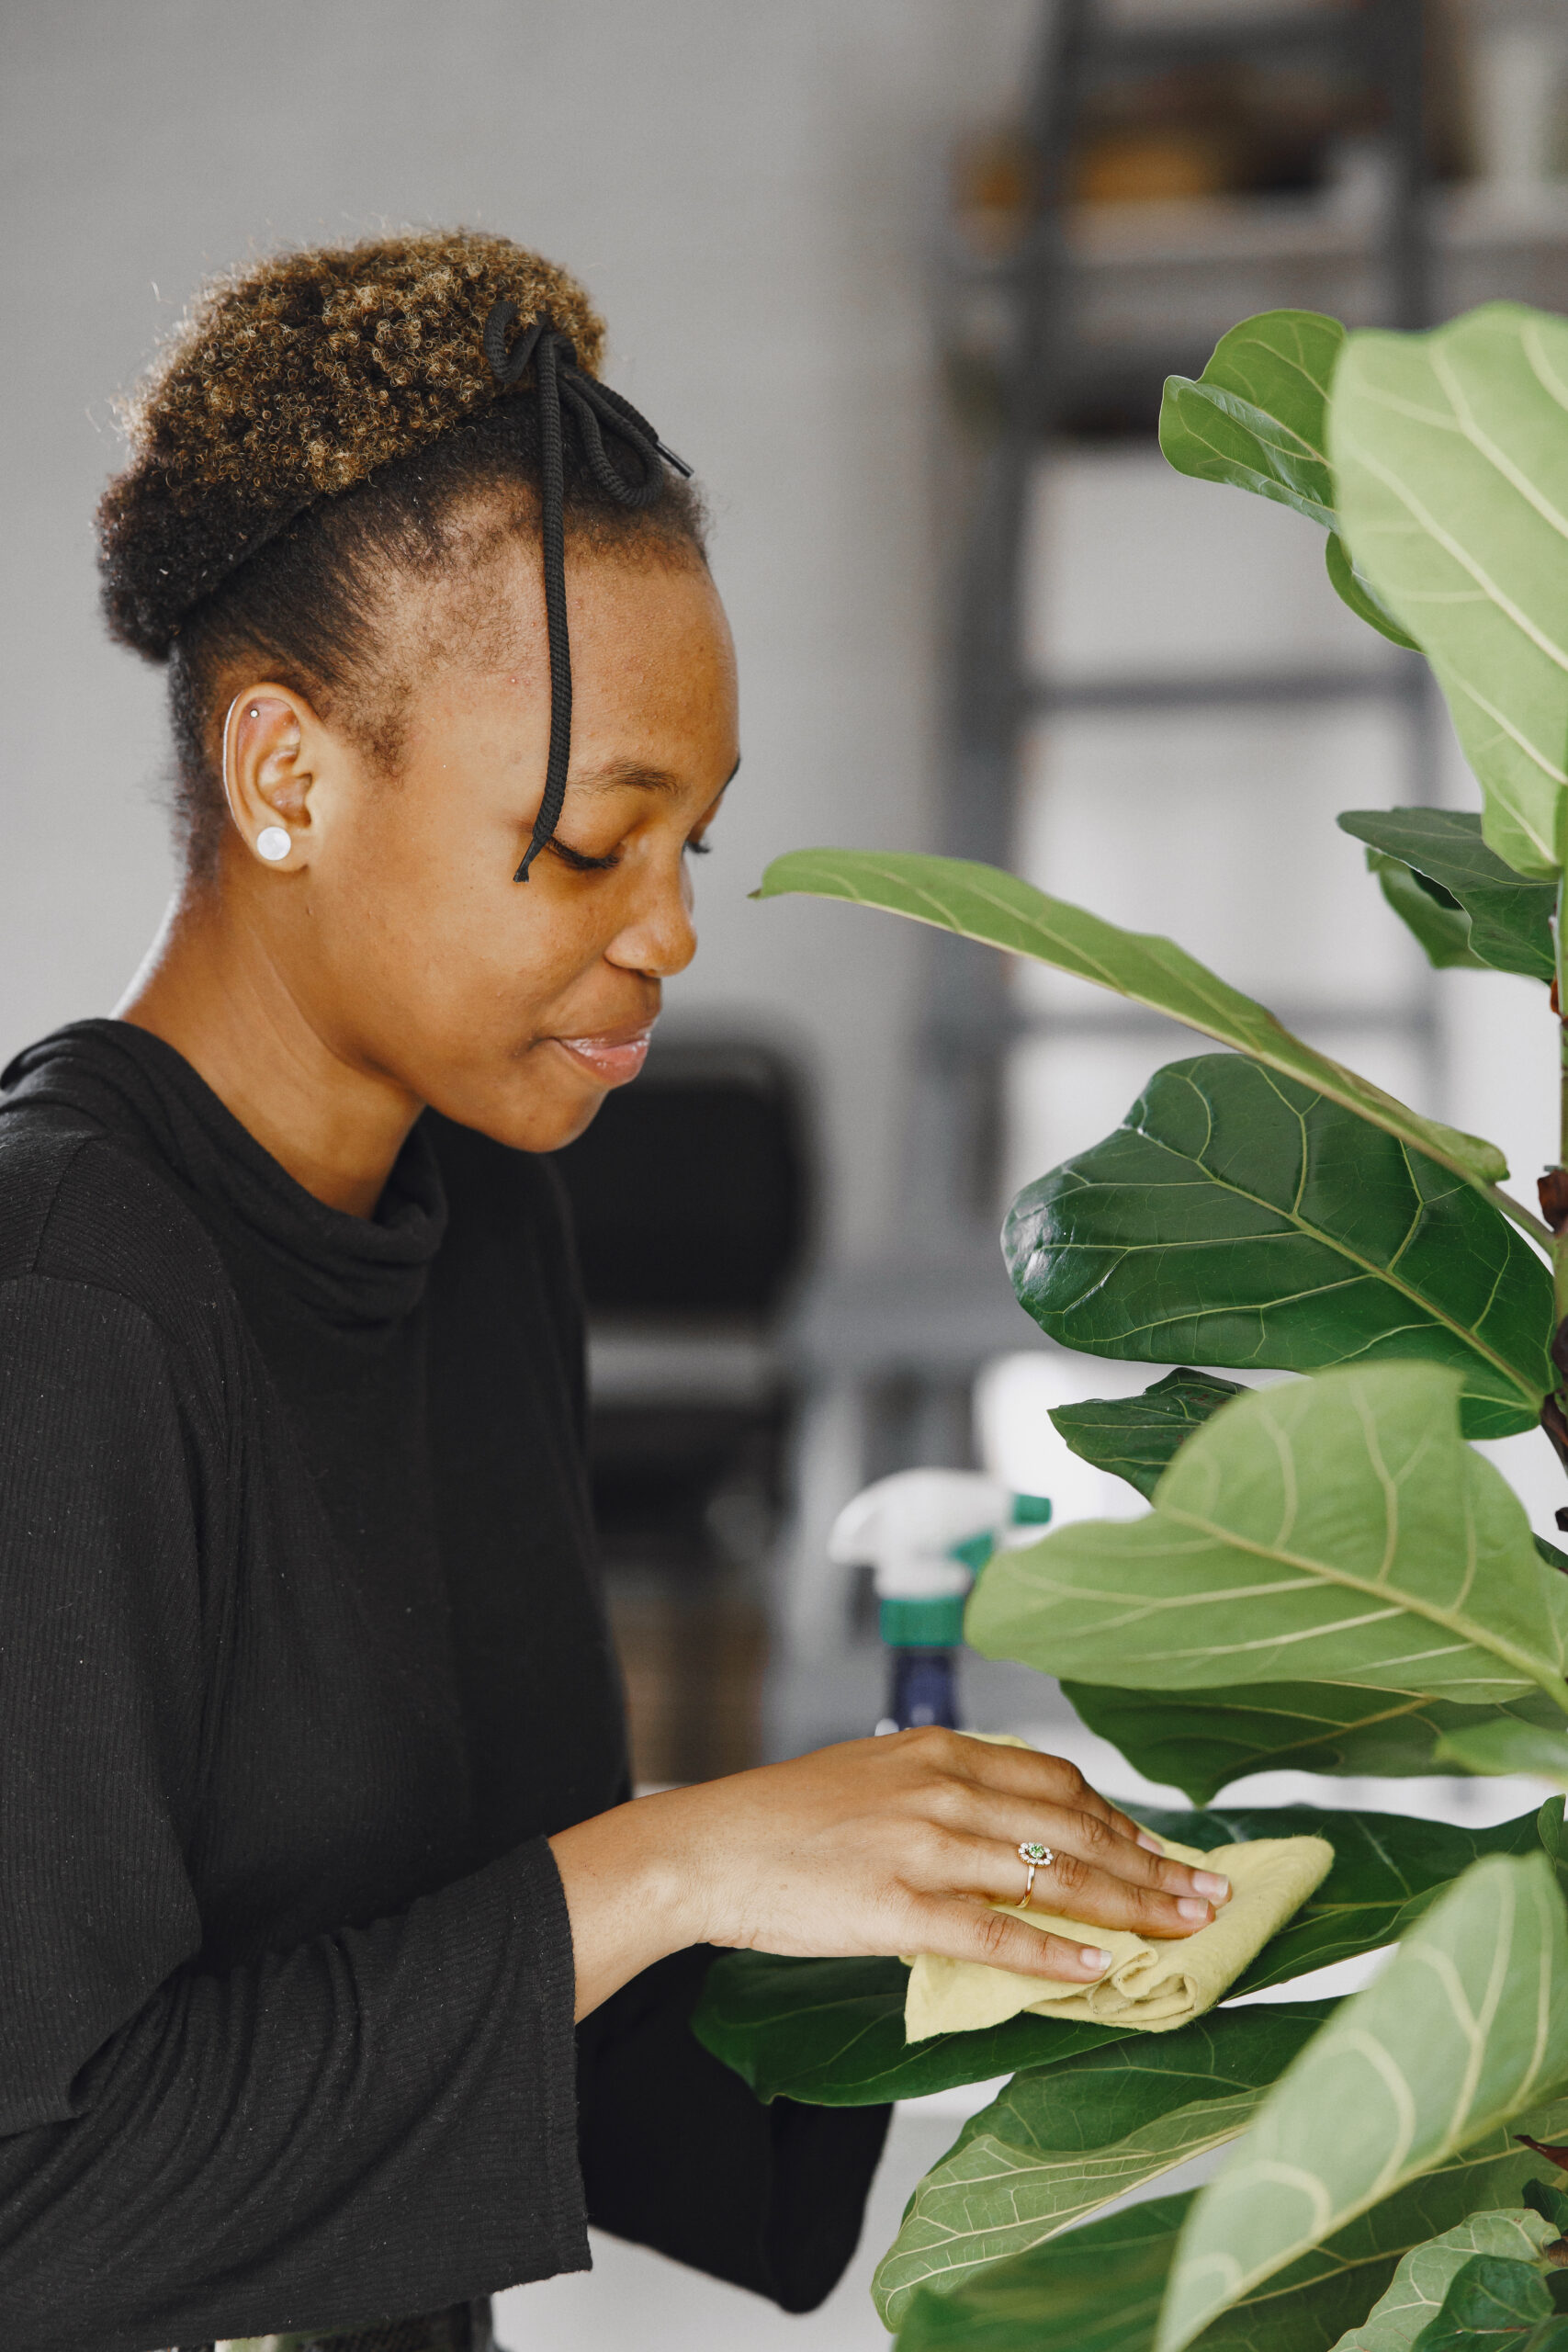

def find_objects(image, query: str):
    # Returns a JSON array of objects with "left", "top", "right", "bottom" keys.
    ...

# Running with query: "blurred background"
[{"left": 6, "top": 1, "right": 1568, "bottom": 2343}]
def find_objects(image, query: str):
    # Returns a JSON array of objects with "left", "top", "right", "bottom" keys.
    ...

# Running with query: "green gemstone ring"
[{"left": 1018, "top": 1840, "right": 1054, "bottom": 1905}]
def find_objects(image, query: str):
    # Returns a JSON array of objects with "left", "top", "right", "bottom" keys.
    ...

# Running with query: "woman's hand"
[{"left": 547, "top": 1727, "right": 1231, "bottom": 2023}]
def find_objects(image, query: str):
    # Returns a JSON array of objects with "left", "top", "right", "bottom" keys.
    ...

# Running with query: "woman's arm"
[
  {"left": 549, "top": 1727, "right": 1231, "bottom": 2021},
  {"left": 0, "top": 1270, "right": 591, "bottom": 2347}
]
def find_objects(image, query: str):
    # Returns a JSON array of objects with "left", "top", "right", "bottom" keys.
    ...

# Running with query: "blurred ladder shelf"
[
  {"left": 924, "top": 0, "right": 1442, "bottom": 1232},
  {"left": 773, "top": 0, "right": 1432, "bottom": 1741},
  {"left": 771, "top": 0, "right": 1568, "bottom": 1731}
]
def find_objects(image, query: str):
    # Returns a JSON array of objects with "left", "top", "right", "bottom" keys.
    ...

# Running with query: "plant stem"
[
  {"left": 1539, "top": 876, "right": 1568, "bottom": 1488},
  {"left": 1558, "top": 872, "right": 1568, "bottom": 1329},
  {"left": 1485, "top": 1183, "right": 1556, "bottom": 1250}
]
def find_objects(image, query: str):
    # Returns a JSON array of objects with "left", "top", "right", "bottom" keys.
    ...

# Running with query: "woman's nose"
[{"left": 608, "top": 864, "right": 697, "bottom": 978}]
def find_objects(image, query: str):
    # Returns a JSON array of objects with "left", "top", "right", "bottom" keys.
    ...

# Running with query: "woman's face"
[{"left": 225, "top": 542, "right": 738, "bottom": 1152}]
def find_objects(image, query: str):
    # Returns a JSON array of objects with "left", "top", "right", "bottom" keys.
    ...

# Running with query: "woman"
[{"left": 0, "top": 231, "right": 1229, "bottom": 2352}]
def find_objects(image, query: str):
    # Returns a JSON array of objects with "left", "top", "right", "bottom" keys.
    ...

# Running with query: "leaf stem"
[
  {"left": 1557, "top": 871, "right": 1568, "bottom": 1329},
  {"left": 1485, "top": 1183, "right": 1556, "bottom": 1250},
  {"left": 1545, "top": 872, "right": 1568, "bottom": 1503}
]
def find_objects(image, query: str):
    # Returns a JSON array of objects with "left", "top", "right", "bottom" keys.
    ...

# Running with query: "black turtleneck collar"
[{"left": 0, "top": 1017, "right": 447, "bottom": 1332}]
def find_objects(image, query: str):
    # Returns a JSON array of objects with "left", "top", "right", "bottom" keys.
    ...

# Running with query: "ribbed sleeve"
[{"left": 0, "top": 1270, "right": 588, "bottom": 2349}]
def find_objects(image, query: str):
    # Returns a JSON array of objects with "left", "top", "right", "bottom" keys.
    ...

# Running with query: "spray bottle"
[{"left": 828, "top": 1470, "right": 1052, "bottom": 1734}]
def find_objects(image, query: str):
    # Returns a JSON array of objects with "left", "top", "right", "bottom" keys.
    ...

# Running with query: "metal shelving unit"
[
  {"left": 769, "top": 0, "right": 1568, "bottom": 1751},
  {"left": 922, "top": 0, "right": 1437, "bottom": 1232}
]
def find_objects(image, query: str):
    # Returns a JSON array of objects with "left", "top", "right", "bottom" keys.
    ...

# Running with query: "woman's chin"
[{"left": 422, "top": 1057, "right": 611, "bottom": 1156}]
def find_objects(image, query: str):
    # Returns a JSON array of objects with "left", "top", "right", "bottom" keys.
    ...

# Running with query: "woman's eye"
[
  {"left": 685, "top": 836, "right": 713, "bottom": 857},
  {"left": 547, "top": 837, "right": 621, "bottom": 874}
]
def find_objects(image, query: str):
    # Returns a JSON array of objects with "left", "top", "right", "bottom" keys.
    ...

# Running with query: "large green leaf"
[
  {"left": 893, "top": 2187, "right": 1191, "bottom": 2352},
  {"left": 1410, "top": 2252, "right": 1556, "bottom": 2351},
  {"left": 895, "top": 2132, "right": 1559, "bottom": 2352},
  {"left": 753, "top": 849, "right": 1511, "bottom": 1192},
  {"left": 1136, "top": 1804, "right": 1544, "bottom": 1999},
  {"left": 1056, "top": 1380, "right": 1564, "bottom": 1585},
  {"left": 1053, "top": 1371, "right": 1251, "bottom": 1502},
  {"left": 1157, "top": 307, "right": 1417, "bottom": 647},
  {"left": 692, "top": 1810, "right": 1541, "bottom": 2109},
  {"left": 1159, "top": 309, "right": 1342, "bottom": 526},
  {"left": 874, "top": 2005, "right": 1333, "bottom": 2329},
  {"left": 967, "top": 1363, "right": 1568, "bottom": 1710},
  {"left": 1364, "top": 849, "right": 1490, "bottom": 971},
  {"left": 1536, "top": 1798, "right": 1568, "bottom": 1905},
  {"left": 1330, "top": 304, "right": 1568, "bottom": 881},
  {"left": 690, "top": 1951, "right": 1136, "bottom": 2107},
  {"left": 1004, "top": 1058, "right": 1552, "bottom": 1441},
  {"left": 1433, "top": 1720, "right": 1568, "bottom": 1783},
  {"left": 1064, "top": 1680, "right": 1568, "bottom": 1806},
  {"left": 1326, "top": 527, "right": 1426, "bottom": 650},
  {"left": 1337, "top": 810, "right": 1557, "bottom": 982},
  {"left": 1158, "top": 1854, "right": 1568, "bottom": 2350},
  {"left": 1333, "top": 2210, "right": 1557, "bottom": 2352}
]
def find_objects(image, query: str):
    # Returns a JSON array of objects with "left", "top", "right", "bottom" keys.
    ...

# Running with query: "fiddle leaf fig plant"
[
  {"left": 1330, "top": 305, "right": 1568, "bottom": 881},
  {"left": 702, "top": 300, "right": 1568, "bottom": 2349},
  {"left": 1157, "top": 304, "right": 1418, "bottom": 650},
  {"left": 1335, "top": 808, "right": 1557, "bottom": 983}
]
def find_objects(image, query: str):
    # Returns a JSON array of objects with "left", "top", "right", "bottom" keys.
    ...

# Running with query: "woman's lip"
[{"left": 550, "top": 1026, "right": 655, "bottom": 1086}]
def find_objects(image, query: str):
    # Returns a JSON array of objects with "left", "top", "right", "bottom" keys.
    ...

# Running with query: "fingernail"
[
  {"left": 1177, "top": 1897, "right": 1213, "bottom": 1923},
  {"left": 1079, "top": 1946, "right": 1111, "bottom": 1973},
  {"left": 1135, "top": 1832, "right": 1165, "bottom": 1854},
  {"left": 1191, "top": 1871, "right": 1231, "bottom": 1901}
]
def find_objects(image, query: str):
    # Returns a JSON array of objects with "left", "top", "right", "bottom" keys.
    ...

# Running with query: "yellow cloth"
[{"left": 900, "top": 1738, "right": 1333, "bottom": 2041}]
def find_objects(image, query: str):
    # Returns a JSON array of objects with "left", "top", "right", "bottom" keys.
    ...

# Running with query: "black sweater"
[{"left": 0, "top": 1020, "right": 886, "bottom": 2351}]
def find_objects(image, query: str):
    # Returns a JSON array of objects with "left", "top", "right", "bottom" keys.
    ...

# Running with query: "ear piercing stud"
[{"left": 256, "top": 826, "right": 291, "bottom": 863}]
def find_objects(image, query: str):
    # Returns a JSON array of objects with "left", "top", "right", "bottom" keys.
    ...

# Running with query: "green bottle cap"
[
  {"left": 1012, "top": 1492, "right": 1052, "bottom": 1526},
  {"left": 880, "top": 1594, "right": 967, "bottom": 1648},
  {"left": 948, "top": 1531, "right": 996, "bottom": 1576}
]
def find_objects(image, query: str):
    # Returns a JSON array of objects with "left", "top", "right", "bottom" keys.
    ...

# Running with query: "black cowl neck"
[{"left": 1, "top": 1017, "right": 447, "bottom": 1332}]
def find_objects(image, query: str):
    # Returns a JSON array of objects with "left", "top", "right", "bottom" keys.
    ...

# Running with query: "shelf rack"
[
  {"left": 920, "top": 0, "right": 1437, "bottom": 1229},
  {"left": 769, "top": 0, "right": 1568, "bottom": 1747}
]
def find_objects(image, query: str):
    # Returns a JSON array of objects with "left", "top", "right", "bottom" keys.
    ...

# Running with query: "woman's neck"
[{"left": 118, "top": 882, "right": 423, "bottom": 1218}]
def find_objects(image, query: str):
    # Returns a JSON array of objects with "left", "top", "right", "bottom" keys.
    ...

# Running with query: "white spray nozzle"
[{"left": 828, "top": 1468, "right": 1050, "bottom": 1601}]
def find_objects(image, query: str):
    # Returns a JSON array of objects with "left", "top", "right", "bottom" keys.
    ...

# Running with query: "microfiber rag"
[{"left": 902, "top": 1738, "right": 1333, "bottom": 2041}]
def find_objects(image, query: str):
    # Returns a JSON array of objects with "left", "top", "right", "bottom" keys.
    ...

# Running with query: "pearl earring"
[{"left": 256, "top": 826, "right": 291, "bottom": 863}]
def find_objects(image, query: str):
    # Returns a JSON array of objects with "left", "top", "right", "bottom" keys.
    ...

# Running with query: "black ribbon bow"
[{"left": 483, "top": 298, "right": 691, "bottom": 880}]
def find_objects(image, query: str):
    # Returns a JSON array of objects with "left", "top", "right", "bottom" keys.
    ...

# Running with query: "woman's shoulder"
[{"left": 0, "top": 1094, "right": 234, "bottom": 1343}]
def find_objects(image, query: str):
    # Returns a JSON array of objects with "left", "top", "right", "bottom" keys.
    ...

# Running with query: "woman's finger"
[
  {"left": 939, "top": 1829, "right": 1224, "bottom": 1939},
  {"left": 942, "top": 1791, "right": 1231, "bottom": 1911},
  {"left": 907, "top": 1769, "right": 1241, "bottom": 1909},
  {"left": 902, "top": 1728, "right": 1162, "bottom": 1854},
  {"left": 900, "top": 1892, "right": 1112, "bottom": 1981}
]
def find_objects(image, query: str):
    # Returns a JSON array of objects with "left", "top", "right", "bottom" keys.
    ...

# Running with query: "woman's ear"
[{"left": 221, "top": 687, "right": 321, "bottom": 871}]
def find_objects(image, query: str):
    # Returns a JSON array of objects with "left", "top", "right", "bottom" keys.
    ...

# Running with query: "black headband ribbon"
[{"left": 483, "top": 298, "right": 691, "bottom": 880}]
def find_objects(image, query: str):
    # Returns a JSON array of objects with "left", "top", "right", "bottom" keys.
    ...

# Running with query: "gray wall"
[{"left": 0, "top": 0, "right": 1032, "bottom": 1264}]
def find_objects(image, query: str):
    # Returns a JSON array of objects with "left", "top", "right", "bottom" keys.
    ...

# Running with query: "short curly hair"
[{"left": 97, "top": 228, "right": 706, "bottom": 875}]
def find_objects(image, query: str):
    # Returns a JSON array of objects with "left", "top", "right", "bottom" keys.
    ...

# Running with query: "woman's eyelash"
[
  {"left": 545, "top": 832, "right": 712, "bottom": 872},
  {"left": 547, "top": 838, "right": 620, "bottom": 874}
]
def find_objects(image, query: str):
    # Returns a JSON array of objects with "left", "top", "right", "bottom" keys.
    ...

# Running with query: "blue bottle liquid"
[
  {"left": 888, "top": 1644, "right": 960, "bottom": 1731},
  {"left": 878, "top": 1594, "right": 965, "bottom": 1732}
]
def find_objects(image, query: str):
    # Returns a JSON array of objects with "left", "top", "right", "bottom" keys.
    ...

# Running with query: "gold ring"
[{"left": 1018, "top": 1839, "right": 1054, "bottom": 1906}]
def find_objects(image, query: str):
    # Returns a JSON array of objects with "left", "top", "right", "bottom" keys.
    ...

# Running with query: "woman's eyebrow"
[{"left": 571, "top": 753, "right": 742, "bottom": 796}]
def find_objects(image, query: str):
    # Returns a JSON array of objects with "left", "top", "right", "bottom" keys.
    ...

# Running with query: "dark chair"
[
  {"left": 557, "top": 1037, "right": 809, "bottom": 1320},
  {"left": 553, "top": 1036, "right": 812, "bottom": 1783}
]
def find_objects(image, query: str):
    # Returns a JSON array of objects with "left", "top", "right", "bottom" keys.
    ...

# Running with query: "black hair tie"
[{"left": 483, "top": 298, "right": 692, "bottom": 881}]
